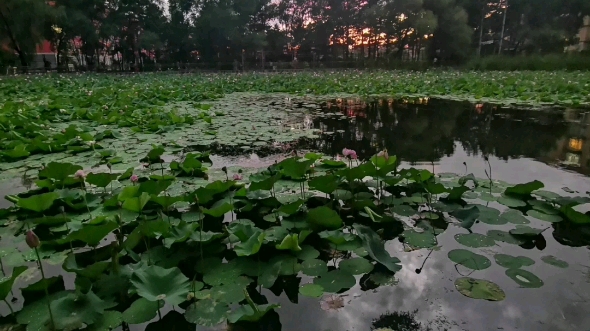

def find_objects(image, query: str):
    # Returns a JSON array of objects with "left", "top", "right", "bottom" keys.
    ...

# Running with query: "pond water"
[
  {"left": 275, "top": 98, "right": 590, "bottom": 331},
  {"left": 2, "top": 96, "right": 590, "bottom": 331}
]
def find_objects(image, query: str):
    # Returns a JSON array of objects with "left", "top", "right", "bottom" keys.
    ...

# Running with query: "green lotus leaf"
[
  {"left": 86, "top": 172, "right": 119, "bottom": 188},
  {"left": 560, "top": 205, "right": 590, "bottom": 224},
  {"left": 318, "top": 229, "right": 357, "bottom": 245},
  {"left": 493, "top": 254, "right": 535, "bottom": 269},
  {"left": 454, "top": 277, "right": 505, "bottom": 301},
  {"left": 227, "top": 303, "right": 280, "bottom": 323},
  {"left": 313, "top": 270, "right": 356, "bottom": 293},
  {"left": 540, "top": 255, "right": 569, "bottom": 268},
  {"left": 86, "top": 310, "right": 123, "bottom": 331},
  {"left": 448, "top": 249, "right": 491, "bottom": 270},
  {"left": 122, "top": 192, "right": 151, "bottom": 212},
  {"left": 505, "top": 180, "right": 543, "bottom": 196},
  {"left": 51, "top": 290, "right": 115, "bottom": 330},
  {"left": 235, "top": 229, "right": 265, "bottom": 256},
  {"left": 497, "top": 195, "right": 527, "bottom": 208},
  {"left": 474, "top": 205, "right": 502, "bottom": 224},
  {"left": 131, "top": 265, "right": 190, "bottom": 305},
  {"left": 0, "top": 266, "right": 27, "bottom": 300},
  {"left": 276, "top": 233, "right": 302, "bottom": 252},
  {"left": 509, "top": 225, "right": 544, "bottom": 237},
  {"left": 202, "top": 263, "right": 243, "bottom": 286},
  {"left": 307, "top": 206, "right": 343, "bottom": 230},
  {"left": 499, "top": 210, "right": 529, "bottom": 224},
  {"left": 209, "top": 283, "right": 247, "bottom": 303},
  {"left": 184, "top": 299, "right": 229, "bottom": 326},
  {"left": 299, "top": 283, "right": 324, "bottom": 298},
  {"left": 17, "top": 192, "right": 60, "bottom": 213},
  {"left": 301, "top": 259, "right": 328, "bottom": 276},
  {"left": 401, "top": 229, "right": 437, "bottom": 249},
  {"left": 391, "top": 205, "right": 417, "bottom": 217},
  {"left": 309, "top": 174, "right": 341, "bottom": 194},
  {"left": 454, "top": 233, "right": 496, "bottom": 248},
  {"left": 295, "top": 245, "right": 320, "bottom": 260},
  {"left": 122, "top": 297, "right": 163, "bottom": 324},
  {"left": 505, "top": 268, "right": 544, "bottom": 288},
  {"left": 450, "top": 206, "right": 480, "bottom": 229},
  {"left": 486, "top": 230, "right": 527, "bottom": 245},
  {"left": 145, "top": 311, "right": 194, "bottom": 331},
  {"left": 39, "top": 162, "right": 82, "bottom": 181},
  {"left": 353, "top": 224, "right": 401, "bottom": 272},
  {"left": 526, "top": 210, "right": 562, "bottom": 223},
  {"left": 339, "top": 257, "right": 374, "bottom": 275}
]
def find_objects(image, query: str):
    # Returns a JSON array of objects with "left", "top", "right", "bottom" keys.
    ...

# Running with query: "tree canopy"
[{"left": 1, "top": 0, "right": 589, "bottom": 67}]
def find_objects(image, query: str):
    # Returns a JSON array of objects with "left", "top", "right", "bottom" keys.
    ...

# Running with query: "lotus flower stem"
[
  {"left": 3, "top": 299, "right": 14, "bottom": 315},
  {"left": 33, "top": 247, "right": 56, "bottom": 330},
  {"left": 157, "top": 300, "right": 162, "bottom": 320},
  {"left": 243, "top": 289, "right": 260, "bottom": 314},
  {"left": 61, "top": 208, "right": 74, "bottom": 254},
  {"left": 0, "top": 258, "right": 4, "bottom": 276}
]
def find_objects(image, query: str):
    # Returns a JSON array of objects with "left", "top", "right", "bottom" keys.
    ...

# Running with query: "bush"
[{"left": 466, "top": 54, "right": 590, "bottom": 71}]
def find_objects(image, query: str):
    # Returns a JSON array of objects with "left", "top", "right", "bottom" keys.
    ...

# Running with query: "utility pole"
[{"left": 499, "top": 0, "right": 508, "bottom": 55}]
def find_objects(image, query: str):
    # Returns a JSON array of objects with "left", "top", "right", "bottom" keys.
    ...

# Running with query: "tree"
[{"left": 0, "top": 0, "right": 58, "bottom": 66}]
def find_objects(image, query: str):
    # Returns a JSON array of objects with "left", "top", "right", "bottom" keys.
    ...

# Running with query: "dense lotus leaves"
[
  {"left": 1, "top": 134, "right": 589, "bottom": 331},
  {"left": 454, "top": 278, "right": 505, "bottom": 301}
]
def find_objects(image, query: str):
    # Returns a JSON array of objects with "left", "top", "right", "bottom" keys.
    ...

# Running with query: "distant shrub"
[{"left": 466, "top": 54, "right": 590, "bottom": 71}]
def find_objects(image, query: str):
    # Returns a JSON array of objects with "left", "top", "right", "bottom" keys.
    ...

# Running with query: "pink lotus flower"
[
  {"left": 377, "top": 149, "right": 389, "bottom": 160},
  {"left": 74, "top": 170, "right": 86, "bottom": 180},
  {"left": 335, "top": 154, "right": 341, "bottom": 161},
  {"left": 233, "top": 174, "right": 243, "bottom": 180},
  {"left": 342, "top": 148, "right": 357, "bottom": 160},
  {"left": 26, "top": 230, "right": 40, "bottom": 248},
  {"left": 130, "top": 175, "right": 139, "bottom": 183}
]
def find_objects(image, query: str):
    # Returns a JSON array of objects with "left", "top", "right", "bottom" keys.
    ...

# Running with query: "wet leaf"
[
  {"left": 122, "top": 298, "right": 162, "bottom": 324},
  {"left": 455, "top": 233, "right": 496, "bottom": 248},
  {"left": 301, "top": 259, "right": 328, "bottom": 276},
  {"left": 184, "top": 299, "right": 229, "bottom": 326},
  {"left": 540, "top": 255, "right": 568, "bottom": 268},
  {"left": 505, "top": 269, "right": 544, "bottom": 288},
  {"left": 299, "top": 284, "right": 324, "bottom": 298},
  {"left": 448, "top": 249, "right": 491, "bottom": 270},
  {"left": 454, "top": 277, "right": 505, "bottom": 301},
  {"left": 526, "top": 210, "right": 562, "bottom": 223},
  {"left": 339, "top": 258, "right": 374, "bottom": 275},
  {"left": 493, "top": 254, "right": 534, "bottom": 269},
  {"left": 354, "top": 224, "right": 402, "bottom": 272},
  {"left": 450, "top": 206, "right": 480, "bottom": 229},
  {"left": 499, "top": 210, "right": 529, "bottom": 224},
  {"left": 307, "top": 206, "right": 343, "bottom": 230},
  {"left": 313, "top": 270, "right": 356, "bottom": 293},
  {"left": 497, "top": 195, "right": 526, "bottom": 208},
  {"left": 131, "top": 265, "right": 190, "bottom": 305}
]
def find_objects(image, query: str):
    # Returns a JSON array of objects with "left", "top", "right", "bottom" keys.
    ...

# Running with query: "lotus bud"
[
  {"left": 26, "top": 230, "right": 40, "bottom": 248},
  {"left": 74, "top": 169, "right": 86, "bottom": 180},
  {"left": 130, "top": 175, "right": 139, "bottom": 183},
  {"left": 221, "top": 166, "right": 227, "bottom": 174},
  {"left": 233, "top": 174, "right": 243, "bottom": 180}
]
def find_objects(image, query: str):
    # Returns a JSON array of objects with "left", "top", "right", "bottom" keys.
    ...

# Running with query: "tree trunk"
[{"left": 0, "top": 8, "right": 27, "bottom": 66}]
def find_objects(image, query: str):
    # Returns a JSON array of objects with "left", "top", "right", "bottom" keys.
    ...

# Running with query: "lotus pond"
[{"left": 0, "top": 73, "right": 589, "bottom": 331}]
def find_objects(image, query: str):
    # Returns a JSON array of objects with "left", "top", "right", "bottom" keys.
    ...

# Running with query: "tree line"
[{"left": 1, "top": 0, "right": 589, "bottom": 68}]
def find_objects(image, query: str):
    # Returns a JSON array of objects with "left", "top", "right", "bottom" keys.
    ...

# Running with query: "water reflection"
[{"left": 308, "top": 98, "right": 590, "bottom": 176}]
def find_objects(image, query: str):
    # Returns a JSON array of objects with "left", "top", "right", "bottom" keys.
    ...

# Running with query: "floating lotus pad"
[
  {"left": 448, "top": 249, "right": 491, "bottom": 270},
  {"left": 505, "top": 269, "right": 544, "bottom": 288},
  {"left": 454, "top": 277, "right": 505, "bottom": 301},
  {"left": 493, "top": 254, "right": 535, "bottom": 269},
  {"left": 454, "top": 233, "right": 496, "bottom": 248},
  {"left": 540, "top": 255, "right": 569, "bottom": 268},
  {"left": 497, "top": 195, "right": 527, "bottom": 208},
  {"left": 526, "top": 210, "right": 563, "bottom": 223},
  {"left": 498, "top": 210, "right": 530, "bottom": 225}
]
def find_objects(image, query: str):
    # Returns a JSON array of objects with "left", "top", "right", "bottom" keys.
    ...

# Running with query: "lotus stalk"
[{"left": 27, "top": 230, "right": 55, "bottom": 331}]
